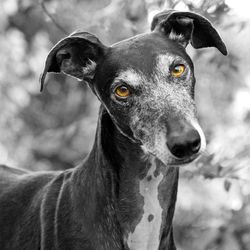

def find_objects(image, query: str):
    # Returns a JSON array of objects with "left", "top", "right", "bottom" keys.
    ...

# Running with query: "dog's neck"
[{"left": 74, "top": 106, "right": 179, "bottom": 250}]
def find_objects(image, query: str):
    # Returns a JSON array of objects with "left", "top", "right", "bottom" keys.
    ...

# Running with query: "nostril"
[
  {"left": 191, "top": 137, "right": 201, "bottom": 153},
  {"left": 189, "top": 129, "right": 201, "bottom": 154}
]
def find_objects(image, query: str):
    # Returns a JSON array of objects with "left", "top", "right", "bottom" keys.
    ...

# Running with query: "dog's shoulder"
[
  {"left": 0, "top": 164, "right": 29, "bottom": 196},
  {"left": 0, "top": 164, "right": 28, "bottom": 176},
  {"left": 0, "top": 164, "right": 29, "bottom": 185},
  {"left": 0, "top": 164, "right": 61, "bottom": 196}
]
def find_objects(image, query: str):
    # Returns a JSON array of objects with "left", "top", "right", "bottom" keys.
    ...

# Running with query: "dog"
[{"left": 0, "top": 10, "right": 227, "bottom": 250}]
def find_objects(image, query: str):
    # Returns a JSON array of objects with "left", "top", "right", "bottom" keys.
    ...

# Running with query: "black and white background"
[{"left": 0, "top": 0, "right": 249, "bottom": 249}]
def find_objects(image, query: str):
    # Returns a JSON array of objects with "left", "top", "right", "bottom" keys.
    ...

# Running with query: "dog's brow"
[
  {"left": 155, "top": 54, "right": 189, "bottom": 78},
  {"left": 115, "top": 69, "right": 144, "bottom": 87},
  {"left": 155, "top": 54, "right": 176, "bottom": 74}
]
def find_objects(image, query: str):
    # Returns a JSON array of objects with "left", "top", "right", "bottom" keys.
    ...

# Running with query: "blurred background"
[{"left": 0, "top": 0, "right": 249, "bottom": 249}]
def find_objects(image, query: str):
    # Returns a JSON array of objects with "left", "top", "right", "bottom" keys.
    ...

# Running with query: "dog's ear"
[
  {"left": 40, "top": 31, "right": 107, "bottom": 91},
  {"left": 151, "top": 10, "right": 227, "bottom": 55}
]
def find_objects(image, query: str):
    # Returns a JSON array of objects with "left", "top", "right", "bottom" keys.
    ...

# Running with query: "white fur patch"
[
  {"left": 82, "top": 59, "right": 97, "bottom": 78},
  {"left": 155, "top": 54, "right": 174, "bottom": 76},
  {"left": 115, "top": 69, "right": 143, "bottom": 87},
  {"left": 169, "top": 30, "right": 185, "bottom": 41},
  {"left": 153, "top": 129, "right": 170, "bottom": 165},
  {"left": 127, "top": 157, "right": 163, "bottom": 250}
]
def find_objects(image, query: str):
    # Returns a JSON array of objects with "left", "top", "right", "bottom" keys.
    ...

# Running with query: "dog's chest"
[{"left": 126, "top": 158, "right": 163, "bottom": 250}]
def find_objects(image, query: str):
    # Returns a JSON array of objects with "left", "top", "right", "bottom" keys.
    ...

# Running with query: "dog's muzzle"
[{"left": 166, "top": 118, "right": 201, "bottom": 160}]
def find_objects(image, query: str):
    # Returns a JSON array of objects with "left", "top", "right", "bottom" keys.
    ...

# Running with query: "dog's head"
[{"left": 41, "top": 10, "right": 227, "bottom": 166}]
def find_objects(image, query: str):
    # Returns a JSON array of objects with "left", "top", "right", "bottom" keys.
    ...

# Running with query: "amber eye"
[
  {"left": 114, "top": 85, "right": 131, "bottom": 98},
  {"left": 171, "top": 64, "right": 185, "bottom": 77}
]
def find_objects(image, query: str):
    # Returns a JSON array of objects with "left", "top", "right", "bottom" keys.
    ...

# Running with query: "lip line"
[
  {"left": 168, "top": 154, "right": 200, "bottom": 166},
  {"left": 146, "top": 150, "right": 200, "bottom": 166}
]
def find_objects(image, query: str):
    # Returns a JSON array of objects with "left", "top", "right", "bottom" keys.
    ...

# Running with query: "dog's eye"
[
  {"left": 114, "top": 85, "right": 131, "bottom": 98},
  {"left": 171, "top": 64, "right": 185, "bottom": 77}
]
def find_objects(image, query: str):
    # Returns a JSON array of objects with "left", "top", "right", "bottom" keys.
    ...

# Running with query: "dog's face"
[
  {"left": 41, "top": 10, "right": 227, "bottom": 166},
  {"left": 94, "top": 32, "right": 205, "bottom": 165}
]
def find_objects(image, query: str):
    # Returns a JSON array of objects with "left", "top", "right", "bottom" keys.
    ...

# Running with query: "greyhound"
[{"left": 0, "top": 10, "right": 227, "bottom": 250}]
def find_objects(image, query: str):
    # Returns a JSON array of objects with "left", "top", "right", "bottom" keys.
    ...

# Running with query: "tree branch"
[{"left": 39, "top": 0, "right": 68, "bottom": 35}]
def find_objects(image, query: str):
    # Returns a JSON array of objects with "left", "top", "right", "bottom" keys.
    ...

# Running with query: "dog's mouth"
[
  {"left": 144, "top": 149, "right": 201, "bottom": 167},
  {"left": 167, "top": 153, "right": 201, "bottom": 166}
]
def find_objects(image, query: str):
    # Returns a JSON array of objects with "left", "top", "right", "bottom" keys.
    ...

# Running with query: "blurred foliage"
[{"left": 0, "top": 0, "right": 250, "bottom": 249}]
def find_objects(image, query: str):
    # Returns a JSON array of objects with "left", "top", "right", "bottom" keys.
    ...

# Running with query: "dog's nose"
[{"left": 166, "top": 128, "right": 201, "bottom": 159}]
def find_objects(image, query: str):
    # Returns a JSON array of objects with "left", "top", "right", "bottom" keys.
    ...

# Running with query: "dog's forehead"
[{"left": 98, "top": 32, "right": 192, "bottom": 81}]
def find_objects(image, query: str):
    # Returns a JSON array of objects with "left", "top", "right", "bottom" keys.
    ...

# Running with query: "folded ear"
[
  {"left": 151, "top": 10, "right": 227, "bottom": 55},
  {"left": 40, "top": 31, "right": 107, "bottom": 91}
]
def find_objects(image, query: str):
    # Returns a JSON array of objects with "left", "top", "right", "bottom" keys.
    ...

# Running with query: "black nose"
[{"left": 167, "top": 129, "right": 201, "bottom": 159}]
